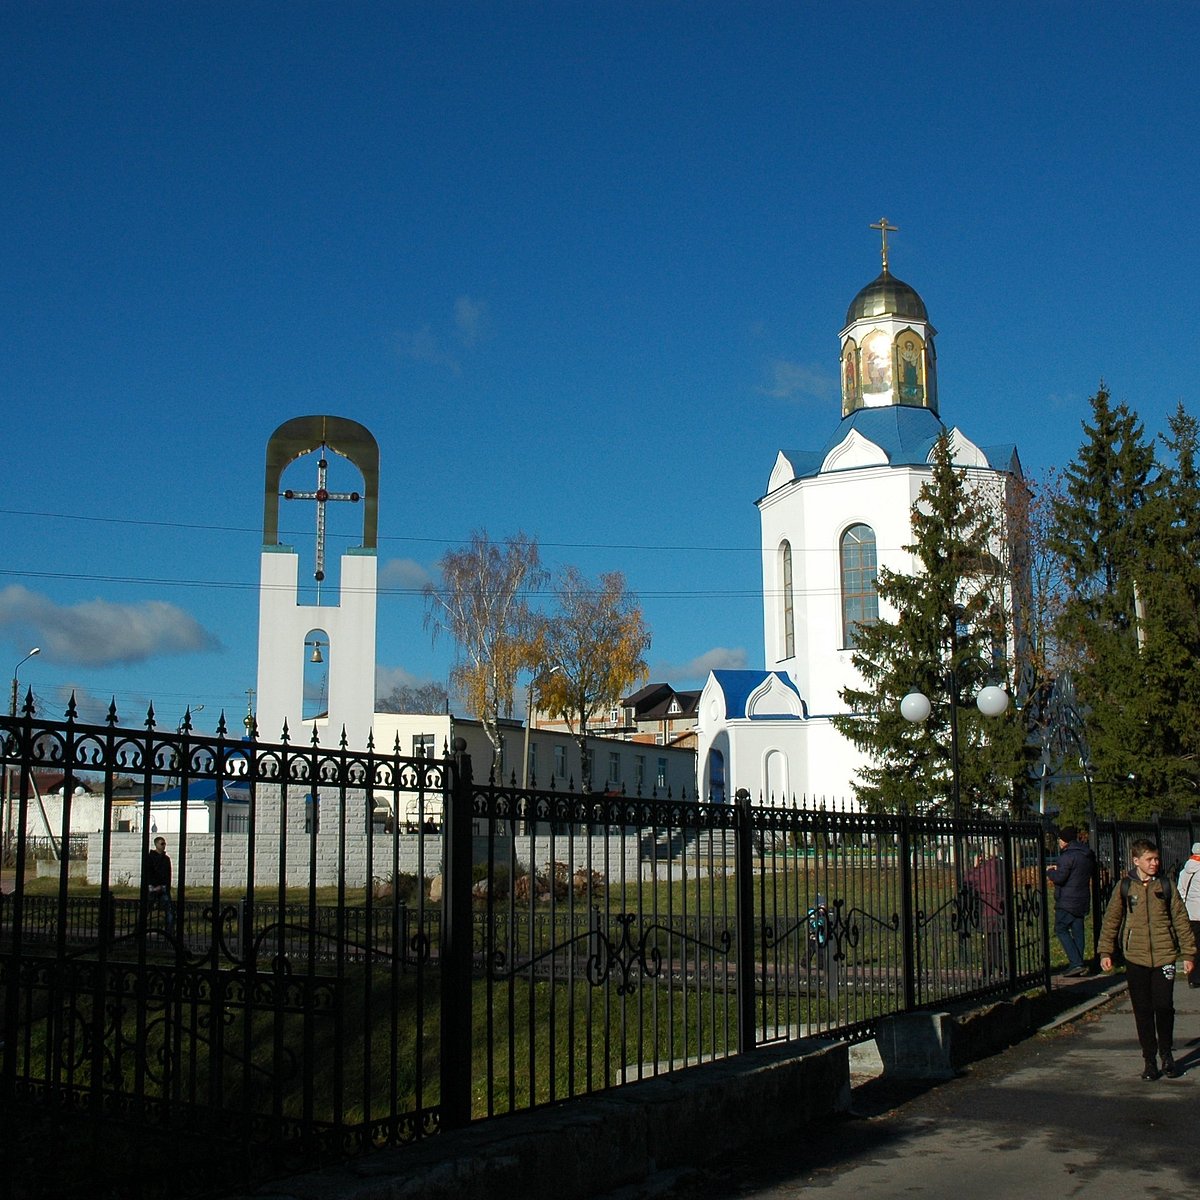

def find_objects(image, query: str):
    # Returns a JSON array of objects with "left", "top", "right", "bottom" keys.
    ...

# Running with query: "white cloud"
[
  {"left": 374, "top": 664, "right": 428, "bottom": 695},
  {"left": 379, "top": 557, "right": 434, "bottom": 590},
  {"left": 761, "top": 360, "right": 834, "bottom": 402},
  {"left": 42, "top": 683, "right": 150, "bottom": 725},
  {"left": 395, "top": 296, "right": 490, "bottom": 374},
  {"left": 454, "top": 295, "right": 489, "bottom": 346},
  {"left": 656, "top": 646, "right": 748, "bottom": 683},
  {"left": 0, "top": 585, "right": 220, "bottom": 667},
  {"left": 394, "top": 324, "right": 461, "bottom": 375}
]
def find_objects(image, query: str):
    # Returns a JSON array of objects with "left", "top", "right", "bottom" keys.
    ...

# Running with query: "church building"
[{"left": 695, "top": 224, "right": 1021, "bottom": 805}]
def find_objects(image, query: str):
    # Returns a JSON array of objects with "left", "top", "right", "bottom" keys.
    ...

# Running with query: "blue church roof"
[
  {"left": 710, "top": 670, "right": 804, "bottom": 720},
  {"left": 781, "top": 407, "right": 1018, "bottom": 482},
  {"left": 150, "top": 779, "right": 251, "bottom": 805},
  {"left": 799, "top": 406, "right": 945, "bottom": 478}
]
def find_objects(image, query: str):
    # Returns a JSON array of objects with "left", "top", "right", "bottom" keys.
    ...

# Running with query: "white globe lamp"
[{"left": 975, "top": 685, "right": 1010, "bottom": 718}]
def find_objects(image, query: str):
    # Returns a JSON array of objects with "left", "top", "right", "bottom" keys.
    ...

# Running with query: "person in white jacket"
[{"left": 1179, "top": 842, "right": 1200, "bottom": 989}]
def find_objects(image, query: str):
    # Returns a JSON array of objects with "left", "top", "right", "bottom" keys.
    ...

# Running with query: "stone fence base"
[{"left": 226, "top": 1038, "right": 851, "bottom": 1200}]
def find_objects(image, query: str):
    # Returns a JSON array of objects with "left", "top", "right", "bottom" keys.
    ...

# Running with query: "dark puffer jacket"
[
  {"left": 1098, "top": 874, "right": 1197, "bottom": 969},
  {"left": 1046, "top": 839, "right": 1095, "bottom": 917}
]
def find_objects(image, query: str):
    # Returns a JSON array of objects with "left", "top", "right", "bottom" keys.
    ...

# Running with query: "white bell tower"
[{"left": 254, "top": 415, "right": 379, "bottom": 750}]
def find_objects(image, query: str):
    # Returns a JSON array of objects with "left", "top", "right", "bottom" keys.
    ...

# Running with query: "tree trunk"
[{"left": 577, "top": 704, "right": 589, "bottom": 792}]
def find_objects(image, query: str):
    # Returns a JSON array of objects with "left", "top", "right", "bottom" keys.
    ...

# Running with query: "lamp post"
[
  {"left": 167, "top": 704, "right": 206, "bottom": 788},
  {"left": 900, "top": 664, "right": 1009, "bottom": 816},
  {"left": 177, "top": 703, "right": 205, "bottom": 733},
  {"left": 9, "top": 646, "right": 40, "bottom": 718},
  {"left": 522, "top": 665, "right": 562, "bottom": 788},
  {"left": 1057, "top": 720, "right": 1095, "bottom": 830},
  {"left": 3, "top": 647, "right": 41, "bottom": 863},
  {"left": 1052, "top": 706, "right": 1102, "bottom": 963}
]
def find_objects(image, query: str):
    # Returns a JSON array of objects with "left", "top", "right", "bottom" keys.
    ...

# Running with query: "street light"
[
  {"left": 3, "top": 646, "right": 41, "bottom": 863},
  {"left": 177, "top": 703, "right": 205, "bottom": 733},
  {"left": 9, "top": 646, "right": 41, "bottom": 717},
  {"left": 522, "top": 665, "right": 562, "bottom": 788},
  {"left": 900, "top": 672, "right": 1010, "bottom": 815}
]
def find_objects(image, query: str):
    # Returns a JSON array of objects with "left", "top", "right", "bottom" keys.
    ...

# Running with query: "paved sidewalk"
[{"left": 627, "top": 977, "right": 1200, "bottom": 1199}]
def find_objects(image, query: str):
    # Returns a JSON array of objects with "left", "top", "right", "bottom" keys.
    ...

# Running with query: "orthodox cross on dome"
[
  {"left": 281, "top": 445, "right": 361, "bottom": 585},
  {"left": 870, "top": 217, "right": 898, "bottom": 272}
]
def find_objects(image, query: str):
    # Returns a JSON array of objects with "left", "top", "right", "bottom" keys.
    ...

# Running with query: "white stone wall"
[
  {"left": 86, "top": 775, "right": 646, "bottom": 889},
  {"left": 86, "top": 828, "right": 653, "bottom": 890},
  {"left": 11, "top": 791, "right": 108, "bottom": 838},
  {"left": 256, "top": 547, "right": 378, "bottom": 750},
  {"left": 86, "top": 828, "right": 447, "bottom": 890}
]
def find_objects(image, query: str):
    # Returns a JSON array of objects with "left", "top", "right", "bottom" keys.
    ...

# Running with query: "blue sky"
[{"left": 2, "top": 3, "right": 1197, "bottom": 731}]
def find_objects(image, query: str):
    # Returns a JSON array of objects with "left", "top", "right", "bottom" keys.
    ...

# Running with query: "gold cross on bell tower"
[
  {"left": 281, "top": 444, "right": 362, "bottom": 590},
  {"left": 870, "top": 217, "right": 898, "bottom": 272}
]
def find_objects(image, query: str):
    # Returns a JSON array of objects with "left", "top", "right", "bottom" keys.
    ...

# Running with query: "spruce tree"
[
  {"left": 1136, "top": 404, "right": 1200, "bottom": 809},
  {"left": 1048, "top": 385, "right": 1160, "bottom": 818},
  {"left": 833, "top": 433, "right": 1023, "bottom": 813}
]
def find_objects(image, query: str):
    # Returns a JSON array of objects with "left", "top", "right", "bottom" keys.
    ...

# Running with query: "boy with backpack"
[{"left": 1098, "top": 838, "right": 1196, "bottom": 1079}]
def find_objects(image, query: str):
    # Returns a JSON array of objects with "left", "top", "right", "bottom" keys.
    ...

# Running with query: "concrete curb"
[
  {"left": 233, "top": 1038, "right": 850, "bottom": 1200},
  {"left": 1036, "top": 979, "right": 1127, "bottom": 1031},
  {"left": 234, "top": 981, "right": 1130, "bottom": 1200},
  {"left": 875, "top": 977, "right": 1129, "bottom": 1080}
]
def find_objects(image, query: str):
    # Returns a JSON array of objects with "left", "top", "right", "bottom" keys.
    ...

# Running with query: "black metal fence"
[
  {"left": 1087, "top": 813, "right": 1200, "bottom": 943},
  {"left": 2, "top": 705, "right": 1054, "bottom": 1187}
]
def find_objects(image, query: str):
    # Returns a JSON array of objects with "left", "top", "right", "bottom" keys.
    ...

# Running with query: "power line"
[
  {"left": 0, "top": 567, "right": 775, "bottom": 600},
  {"left": 0, "top": 505, "right": 762, "bottom": 555}
]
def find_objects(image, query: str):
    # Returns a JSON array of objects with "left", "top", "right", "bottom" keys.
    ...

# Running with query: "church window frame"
[
  {"left": 840, "top": 523, "right": 879, "bottom": 649},
  {"left": 780, "top": 540, "right": 795, "bottom": 660}
]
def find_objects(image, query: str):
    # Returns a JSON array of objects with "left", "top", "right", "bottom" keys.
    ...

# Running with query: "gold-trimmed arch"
[{"left": 263, "top": 415, "right": 379, "bottom": 548}]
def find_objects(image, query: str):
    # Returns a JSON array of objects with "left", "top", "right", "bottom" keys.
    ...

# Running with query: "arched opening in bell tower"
[{"left": 303, "top": 627, "right": 330, "bottom": 721}]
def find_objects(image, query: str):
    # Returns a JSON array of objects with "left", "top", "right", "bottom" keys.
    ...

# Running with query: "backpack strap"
[
  {"left": 1121, "top": 873, "right": 1173, "bottom": 904},
  {"left": 1123, "top": 872, "right": 1181, "bottom": 954}
]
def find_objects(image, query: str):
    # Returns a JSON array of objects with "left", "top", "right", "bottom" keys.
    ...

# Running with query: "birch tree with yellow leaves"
[
  {"left": 423, "top": 530, "right": 547, "bottom": 774},
  {"left": 535, "top": 567, "right": 650, "bottom": 792}
]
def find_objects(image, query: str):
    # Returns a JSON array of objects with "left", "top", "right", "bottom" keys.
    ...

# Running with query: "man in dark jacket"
[
  {"left": 145, "top": 836, "right": 175, "bottom": 936},
  {"left": 1047, "top": 825, "right": 1095, "bottom": 976}
]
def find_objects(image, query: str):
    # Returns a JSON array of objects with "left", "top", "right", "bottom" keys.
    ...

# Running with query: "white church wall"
[
  {"left": 697, "top": 701, "right": 870, "bottom": 808},
  {"left": 760, "top": 462, "right": 926, "bottom": 714}
]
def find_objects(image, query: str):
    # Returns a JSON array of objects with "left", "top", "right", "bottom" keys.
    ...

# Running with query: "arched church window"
[
  {"left": 840, "top": 525, "right": 878, "bottom": 648},
  {"left": 707, "top": 749, "right": 726, "bottom": 804},
  {"left": 780, "top": 540, "right": 795, "bottom": 660},
  {"left": 765, "top": 749, "right": 788, "bottom": 805}
]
